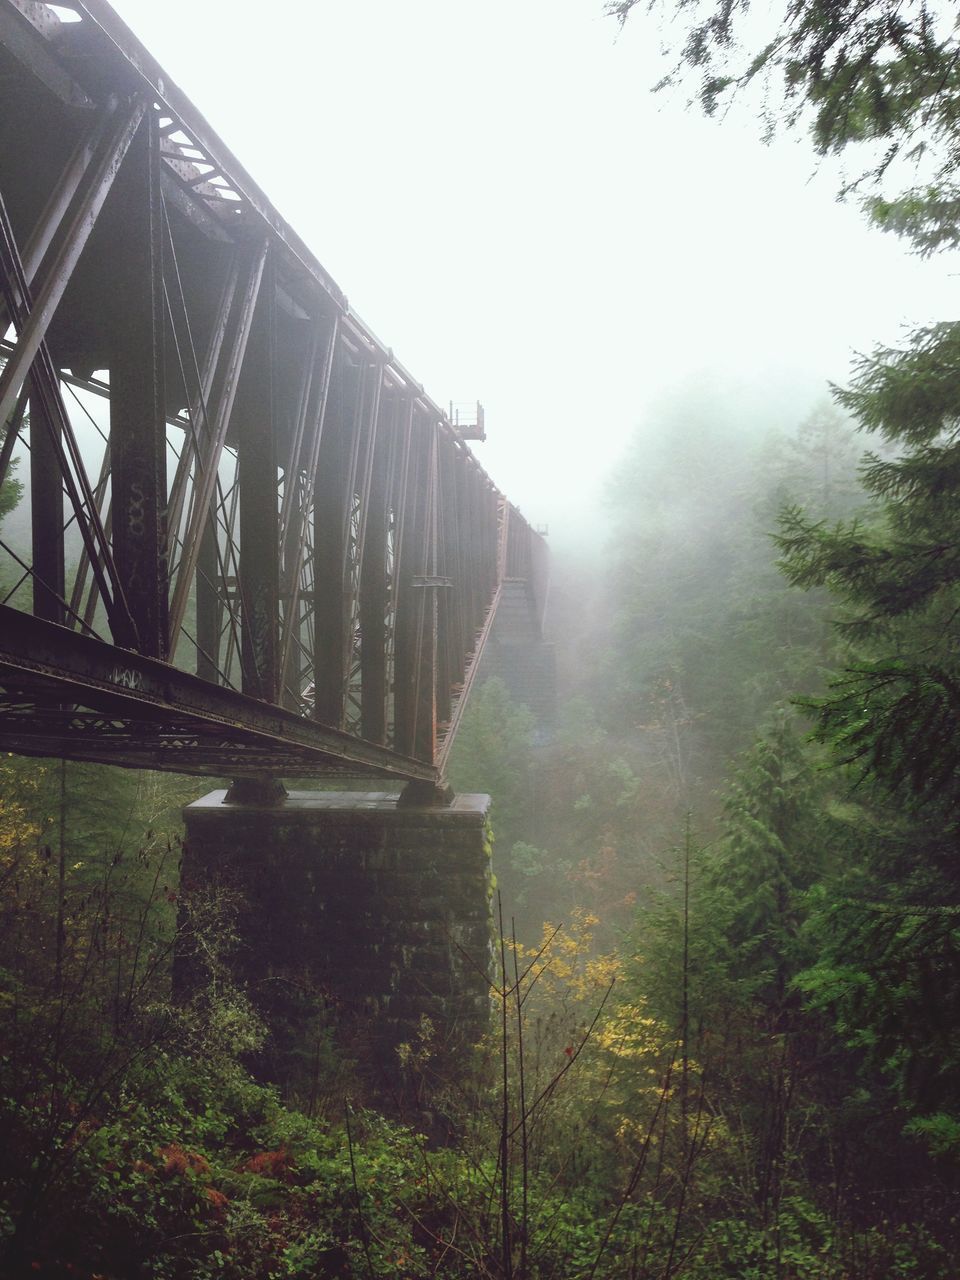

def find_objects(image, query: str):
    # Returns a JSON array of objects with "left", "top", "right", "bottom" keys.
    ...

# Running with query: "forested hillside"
[
  {"left": 446, "top": 377, "right": 960, "bottom": 1274},
  {"left": 451, "top": 400, "right": 866, "bottom": 937},
  {"left": 3, "top": 366, "right": 959, "bottom": 1275}
]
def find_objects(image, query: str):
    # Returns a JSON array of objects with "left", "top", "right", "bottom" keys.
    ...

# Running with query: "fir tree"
[
  {"left": 778, "top": 326, "right": 960, "bottom": 814},
  {"left": 0, "top": 458, "right": 20, "bottom": 526},
  {"left": 610, "top": 0, "right": 960, "bottom": 193}
]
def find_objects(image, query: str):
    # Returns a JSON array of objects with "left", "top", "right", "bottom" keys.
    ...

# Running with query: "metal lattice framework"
[{"left": 0, "top": 0, "right": 548, "bottom": 786}]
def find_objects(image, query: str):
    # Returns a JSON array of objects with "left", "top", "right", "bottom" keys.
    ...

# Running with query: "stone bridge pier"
[{"left": 181, "top": 788, "right": 494, "bottom": 1106}]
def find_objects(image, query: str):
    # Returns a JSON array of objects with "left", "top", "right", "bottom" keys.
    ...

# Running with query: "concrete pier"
[{"left": 181, "top": 790, "right": 493, "bottom": 1105}]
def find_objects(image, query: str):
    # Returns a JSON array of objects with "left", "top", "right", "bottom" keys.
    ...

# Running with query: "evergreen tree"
[
  {"left": 626, "top": 717, "right": 852, "bottom": 1224},
  {"left": 770, "top": 329, "right": 960, "bottom": 1153},
  {"left": 0, "top": 458, "right": 20, "bottom": 526},
  {"left": 610, "top": 0, "right": 960, "bottom": 193},
  {"left": 0, "top": 457, "right": 23, "bottom": 600},
  {"left": 778, "top": 326, "right": 960, "bottom": 813}
]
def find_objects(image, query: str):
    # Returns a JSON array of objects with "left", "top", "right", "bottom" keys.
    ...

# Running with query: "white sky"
[{"left": 106, "top": 0, "right": 958, "bottom": 546}]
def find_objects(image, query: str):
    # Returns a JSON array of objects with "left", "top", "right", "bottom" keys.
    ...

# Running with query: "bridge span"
[
  {"left": 0, "top": 0, "right": 552, "bottom": 1088},
  {"left": 0, "top": 0, "right": 548, "bottom": 794}
]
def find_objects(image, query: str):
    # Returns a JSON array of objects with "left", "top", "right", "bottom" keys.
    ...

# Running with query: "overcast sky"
[{"left": 104, "top": 0, "right": 957, "bottom": 545}]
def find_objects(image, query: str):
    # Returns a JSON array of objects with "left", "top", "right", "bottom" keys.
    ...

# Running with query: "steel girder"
[{"left": 0, "top": 0, "right": 548, "bottom": 783}]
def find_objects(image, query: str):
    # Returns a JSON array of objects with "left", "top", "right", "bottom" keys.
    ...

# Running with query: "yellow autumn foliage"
[
  {"left": 512, "top": 907, "right": 620, "bottom": 1003},
  {"left": 595, "top": 1000, "right": 663, "bottom": 1061}
]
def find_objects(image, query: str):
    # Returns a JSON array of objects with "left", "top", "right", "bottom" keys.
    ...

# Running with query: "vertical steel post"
[
  {"left": 237, "top": 247, "right": 279, "bottom": 703},
  {"left": 452, "top": 447, "right": 470, "bottom": 673},
  {"left": 278, "top": 312, "right": 338, "bottom": 699},
  {"left": 344, "top": 361, "right": 382, "bottom": 727},
  {"left": 436, "top": 434, "right": 463, "bottom": 722},
  {"left": 29, "top": 398, "right": 65, "bottom": 624},
  {"left": 311, "top": 358, "right": 353, "bottom": 727},
  {"left": 195, "top": 511, "right": 221, "bottom": 681},
  {"left": 464, "top": 466, "right": 482, "bottom": 640},
  {"left": 109, "top": 107, "right": 168, "bottom": 657},
  {"left": 359, "top": 397, "right": 390, "bottom": 743},
  {"left": 414, "top": 422, "right": 440, "bottom": 763},
  {"left": 309, "top": 371, "right": 348, "bottom": 727},
  {"left": 384, "top": 395, "right": 415, "bottom": 746},
  {"left": 392, "top": 409, "right": 425, "bottom": 756},
  {"left": 394, "top": 412, "right": 439, "bottom": 763}
]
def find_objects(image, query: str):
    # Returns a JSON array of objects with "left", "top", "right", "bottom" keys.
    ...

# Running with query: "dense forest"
[
  {"left": 4, "top": 372, "right": 959, "bottom": 1276},
  {"left": 4, "top": 0, "right": 960, "bottom": 1274}
]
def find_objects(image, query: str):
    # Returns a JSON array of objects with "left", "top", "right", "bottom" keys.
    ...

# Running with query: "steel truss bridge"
[{"left": 0, "top": 0, "right": 548, "bottom": 792}]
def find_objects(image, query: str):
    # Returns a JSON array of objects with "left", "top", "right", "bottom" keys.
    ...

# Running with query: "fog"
[{"left": 108, "top": 0, "right": 956, "bottom": 553}]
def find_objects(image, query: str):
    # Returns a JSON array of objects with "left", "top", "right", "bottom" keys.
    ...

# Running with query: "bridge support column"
[{"left": 181, "top": 789, "right": 492, "bottom": 1108}]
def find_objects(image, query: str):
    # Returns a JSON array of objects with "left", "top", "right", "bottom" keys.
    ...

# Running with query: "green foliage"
[
  {"left": 611, "top": 0, "right": 960, "bottom": 261},
  {"left": 833, "top": 322, "right": 960, "bottom": 449},
  {"left": 3, "top": 347, "right": 959, "bottom": 1275},
  {"left": 690, "top": 1197, "right": 951, "bottom": 1279},
  {"left": 611, "top": 0, "right": 960, "bottom": 192},
  {"left": 693, "top": 1197, "right": 840, "bottom": 1279},
  {"left": 777, "top": 328, "right": 960, "bottom": 813},
  {"left": 0, "top": 456, "right": 21, "bottom": 526},
  {"left": 618, "top": 712, "right": 958, "bottom": 1255},
  {"left": 757, "top": 329, "right": 960, "bottom": 1179},
  {"left": 794, "top": 658, "right": 960, "bottom": 808},
  {"left": 447, "top": 676, "right": 536, "bottom": 851},
  {"left": 868, "top": 187, "right": 960, "bottom": 255},
  {"left": 1, "top": 721, "right": 957, "bottom": 1277},
  {"left": 0, "top": 457, "right": 24, "bottom": 602},
  {"left": 797, "top": 891, "right": 960, "bottom": 1116},
  {"left": 905, "top": 1112, "right": 960, "bottom": 1157}
]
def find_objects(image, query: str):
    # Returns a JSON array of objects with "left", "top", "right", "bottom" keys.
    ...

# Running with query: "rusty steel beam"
[
  {"left": 0, "top": 0, "right": 92, "bottom": 107},
  {"left": 311, "top": 360, "right": 349, "bottom": 727},
  {"left": 359, "top": 399, "right": 392, "bottom": 744},
  {"left": 0, "top": 185, "right": 136, "bottom": 647},
  {"left": 237, "top": 248, "right": 280, "bottom": 704},
  {"left": 29, "top": 396, "right": 65, "bottom": 624},
  {"left": 195, "top": 511, "right": 221, "bottom": 683},
  {"left": 391, "top": 411, "right": 426, "bottom": 758},
  {"left": 413, "top": 425, "right": 442, "bottom": 764},
  {"left": 278, "top": 312, "right": 338, "bottom": 695},
  {"left": 109, "top": 108, "right": 168, "bottom": 658},
  {"left": 393, "top": 414, "right": 443, "bottom": 762},
  {"left": 163, "top": 240, "right": 243, "bottom": 561},
  {"left": 0, "top": 604, "right": 438, "bottom": 782},
  {"left": 436, "top": 433, "right": 465, "bottom": 724},
  {"left": 68, "top": 0, "right": 347, "bottom": 307},
  {"left": 19, "top": 100, "right": 117, "bottom": 287},
  {"left": 0, "top": 93, "right": 146, "bottom": 429},
  {"left": 382, "top": 395, "right": 416, "bottom": 744},
  {"left": 66, "top": 438, "right": 110, "bottom": 629},
  {"left": 344, "top": 361, "right": 383, "bottom": 729},
  {"left": 167, "top": 236, "right": 268, "bottom": 652}
]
